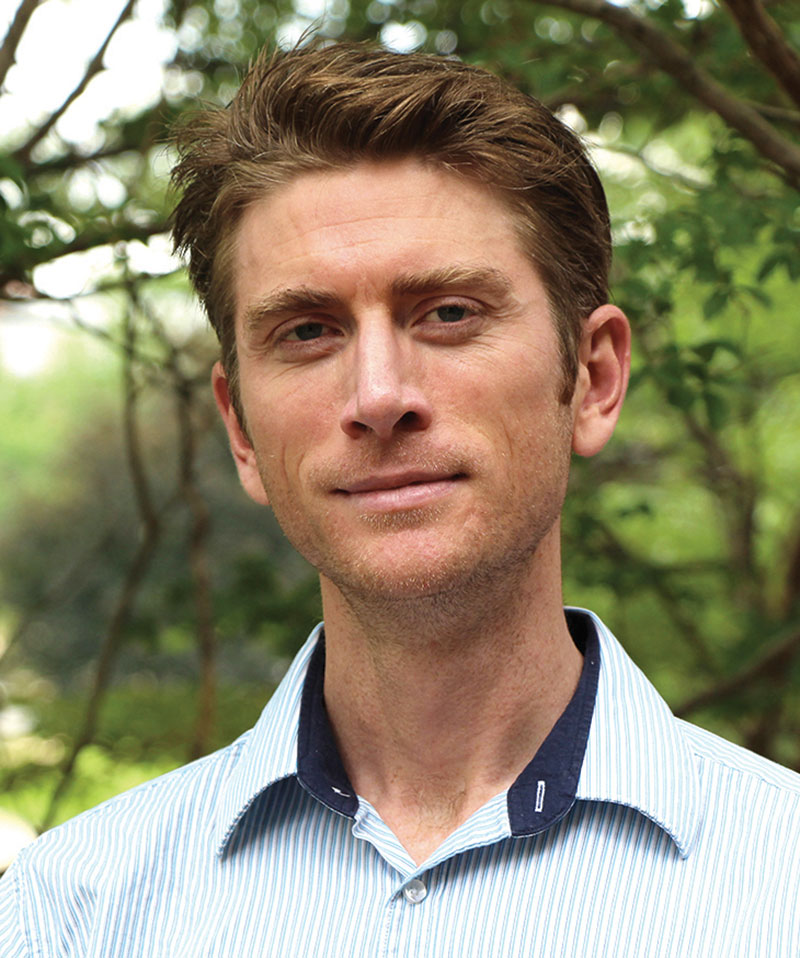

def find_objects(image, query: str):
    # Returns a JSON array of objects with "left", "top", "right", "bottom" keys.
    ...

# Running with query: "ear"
[
  {"left": 212, "top": 361, "right": 270, "bottom": 507},
  {"left": 571, "top": 305, "right": 631, "bottom": 458}
]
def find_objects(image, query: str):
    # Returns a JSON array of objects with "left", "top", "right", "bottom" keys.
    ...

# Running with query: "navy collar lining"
[
  {"left": 507, "top": 609, "right": 600, "bottom": 835},
  {"left": 296, "top": 611, "right": 600, "bottom": 831},
  {"left": 296, "top": 636, "right": 359, "bottom": 817}
]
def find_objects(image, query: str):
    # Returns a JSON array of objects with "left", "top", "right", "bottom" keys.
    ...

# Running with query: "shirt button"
[{"left": 403, "top": 879, "right": 428, "bottom": 904}]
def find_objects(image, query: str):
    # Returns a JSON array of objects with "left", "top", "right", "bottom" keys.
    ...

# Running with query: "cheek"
[
  {"left": 492, "top": 379, "right": 573, "bottom": 481},
  {"left": 242, "top": 372, "right": 335, "bottom": 464},
  {"left": 452, "top": 356, "right": 552, "bottom": 441}
]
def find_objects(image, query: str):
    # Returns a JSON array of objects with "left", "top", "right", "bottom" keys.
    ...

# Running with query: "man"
[{"left": 1, "top": 42, "right": 799, "bottom": 957}]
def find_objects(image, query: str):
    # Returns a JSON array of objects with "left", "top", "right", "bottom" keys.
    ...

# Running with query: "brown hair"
[{"left": 171, "top": 42, "right": 611, "bottom": 420}]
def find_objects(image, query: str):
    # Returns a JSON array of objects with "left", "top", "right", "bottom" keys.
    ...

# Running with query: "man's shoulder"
[
  {"left": 0, "top": 733, "right": 262, "bottom": 956},
  {"left": 678, "top": 716, "right": 800, "bottom": 798},
  {"left": 7, "top": 632, "right": 319, "bottom": 893},
  {"left": 584, "top": 609, "right": 800, "bottom": 859},
  {"left": 589, "top": 609, "right": 800, "bottom": 801},
  {"left": 13, "top": 732, "right": 250, "bottom": 877}
]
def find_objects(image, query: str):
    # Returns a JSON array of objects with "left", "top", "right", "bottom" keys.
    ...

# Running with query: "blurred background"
[{"left": 0, "top": 0, "right": 798, "bottom": 864}]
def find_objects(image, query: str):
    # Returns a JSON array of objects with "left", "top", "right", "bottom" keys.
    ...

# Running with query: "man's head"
[
  {"left": 171, "top": 42, "right": 612, "bottom": 425},
  {"left": 203, "top": 156, "right": 629, "bottom": 606}
]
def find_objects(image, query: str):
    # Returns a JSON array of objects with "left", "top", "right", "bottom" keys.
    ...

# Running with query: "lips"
[
  {"left": 338, "top": 470, "right": 463, "bottom": 495},
  {"left": 334, "top": 469, "right": 466, "bottom": 512}
]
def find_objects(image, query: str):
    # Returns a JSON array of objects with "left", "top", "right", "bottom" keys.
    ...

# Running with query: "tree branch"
[
  {"left": 748, "top": 100, "right": 800, "bottom": 130},
  {"left": 635, "top": 335, "right": 763, "bottom": 613},
  {"left": 0, "top": 529, "right": 114, "bottom": 669},
  {"left": 722, "top": 0, "right": 800, "bottom": 109},
  {"left": 0, "top": 218, "right": 170, "bottom": 291},
  {"left": 586, "top": 515, "right": 720, "bottom": 674},
  {"left": 594, "top": 139, "right": 711, "bottom": 192},
  {"left": 783, "top": 512, "right": 800, "bottom": 617},
  {"left": 31, "top": 142, "right": 146, "bottom": 175},
  {"left": 0, "top": 0, "right": 44, "bottom": 89},
  {"left": 12, "top": 0, "right": 136, "bottom": 165},
  {"left": 539, "top": 0, "right": 800, "bottom": 187},
  {"left": 177, "top": 381, "right": 217, "bottom": 762},
  {"left": 675, "top": 626, "right": 800, "bottom": 718},
  {"left": 142, "top": 296, "right": 217, "bottom": 762},
  {"left": 41, "top": 302, "right": 165, "bottom": 830},
  {"left": 680, "top": 407, "right": 763, "bottom": 609}
]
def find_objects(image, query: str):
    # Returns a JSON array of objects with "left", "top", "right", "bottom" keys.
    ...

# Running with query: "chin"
[
  {"left": 322, "top": 537, "right": 533, "bottom": 609},
  {"left": 317, "top": 544, "right": 470, "bottom": 600}
]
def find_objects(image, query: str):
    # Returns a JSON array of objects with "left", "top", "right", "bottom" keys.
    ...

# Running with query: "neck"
[{"left": 319, "top": 525, "right": 583, "bottom": 864}]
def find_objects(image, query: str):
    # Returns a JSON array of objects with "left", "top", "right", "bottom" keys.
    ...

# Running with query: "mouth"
[
  {"left": 334, "top": 470, "right": 467, "bottom": 511},
  {"left": 338, "top": 470, "right": 466, "bottom": 495}
]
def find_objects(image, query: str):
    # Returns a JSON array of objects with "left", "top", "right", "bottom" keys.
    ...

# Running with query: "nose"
[{"left": 339, "top": 321, "right": 433, "bottom": 441}]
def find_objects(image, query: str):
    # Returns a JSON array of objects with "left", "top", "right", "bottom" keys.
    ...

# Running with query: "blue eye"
[{"left": 434, "top": 305, "right": 467, "bottom": 323}]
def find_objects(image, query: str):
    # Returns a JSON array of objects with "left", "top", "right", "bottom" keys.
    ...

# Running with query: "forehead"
[{"left": 231, "top": 159, "right": 538, "bottom": 314}]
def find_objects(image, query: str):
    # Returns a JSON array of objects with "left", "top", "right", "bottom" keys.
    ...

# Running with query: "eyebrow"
[
  {"left": 242, "top": 286, "right": 341, "bottom": 339},
  {"left": 241, "top": 265, "right": 516, "bottom": 338},
  {"left": 390, "top": 265, "right": 515, "bottom": 301}
]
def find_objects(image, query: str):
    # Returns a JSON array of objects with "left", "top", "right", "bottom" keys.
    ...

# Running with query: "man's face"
[{"left": 217, "top": 159, "right": 582, "bottom": 602}]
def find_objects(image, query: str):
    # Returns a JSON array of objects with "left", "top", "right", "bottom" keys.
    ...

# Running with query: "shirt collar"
[
  {"left": 295, "top": 636, "right": 359, "bottom": 816},
  {"left": 214, "top": 625, "right": 322, "bottom": 856},
  {"left": 215, "top": 611, "right": 702, "bottom": 859},
  {"left": 296, "top": 611, "right": 600, "bottom": 835},
  {"left": 575, "top": 608, "right": 702, "bottom": 858},
  {"left": 506, "top": 609, "right": 599, "bottom": 836}
]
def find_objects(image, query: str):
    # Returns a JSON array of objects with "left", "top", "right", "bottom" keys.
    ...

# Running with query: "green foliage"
[
  {"left": 0, "top": 680, "right": 272, "bottom": 827},
  {"left": 1, "top": 0, "right": 799, "bottom": 835}
]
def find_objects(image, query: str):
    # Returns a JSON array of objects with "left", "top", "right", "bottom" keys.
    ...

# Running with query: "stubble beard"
[
  {"left": 343, "top": 501, "right": 564, "bottom": 634},
  {"left": 256, "top": 411, "right": 574, "bottom": 637},
  {"left": 265, "top": 469, "right": 569, "bottom": 642}
]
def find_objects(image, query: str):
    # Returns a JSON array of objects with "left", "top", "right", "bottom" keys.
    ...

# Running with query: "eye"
[
  {"left": 415, "top": 300, "right": 486, "bottom": 343},
  {"left": 434, "top": 305, "right": 467, "bottom": 323},
  {"left": 424, "top": 304, "right": 470, "bottom": 323},
  {"left": 285, "top": 321, "right": 328, "bottom": 341}
]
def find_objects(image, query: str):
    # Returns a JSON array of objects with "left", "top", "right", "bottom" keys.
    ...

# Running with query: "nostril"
[{"left": 398, "top": 410, "right": 423, "bottom": 430}]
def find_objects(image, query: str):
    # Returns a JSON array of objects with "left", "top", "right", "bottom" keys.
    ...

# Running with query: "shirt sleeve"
[{"left": 0, "top": 863, "right": 30, "bottom": 958}]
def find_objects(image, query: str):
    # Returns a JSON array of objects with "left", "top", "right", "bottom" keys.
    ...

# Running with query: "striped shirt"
[{"left": 1, "top": 609, "right": 799, "bottom": 956}]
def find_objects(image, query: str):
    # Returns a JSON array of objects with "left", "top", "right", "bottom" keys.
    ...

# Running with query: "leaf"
[
  {"left": 685, "top": 360, "right": 709, "bottom": 381},
  {"left": 703, "top": 286, "right": 730, "bottom": 319},
  {"left": 742, "top": 286, "right": 771, "bottom": 308},
  {"left": 666, "top": 382, "right": 696, "bottom": 411},
  {"left": 692, "top": 339, "right": 741, "bottom": 363},
  {"left": 616, "top": 501, "right": 654, "bottom": 519},
  {"left": 757, "top": 254, "right": 783, "bottom": 283},
  {"left": 703, "top": 390, "right": 729, "bottom": 431},
  {"left": 0, "top": 154, "right": 26, "bottom": 185}
]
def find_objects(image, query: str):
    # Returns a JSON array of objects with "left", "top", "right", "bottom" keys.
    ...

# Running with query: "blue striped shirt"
[{"left": 2, "top": 609, "right": 799, "bottom": 956}]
